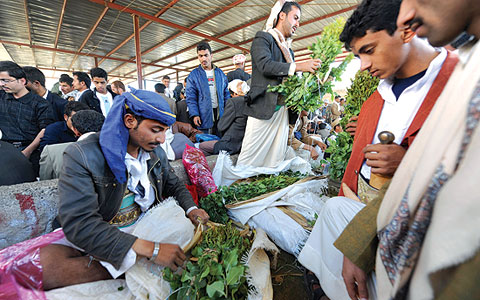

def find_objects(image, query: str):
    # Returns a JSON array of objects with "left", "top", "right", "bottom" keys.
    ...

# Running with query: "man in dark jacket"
[
  {"left": 226, "top": 54, "right": 251, "bottom": 82},
  {"left": 79, "top": 67, "right": 118, "bottom": 117},
  {"left": 213, "top": 96, "right": 247, "bottom": 154},
  {"left": 237, "top": 1, "right": 321, "bottom": 167},
  {"left": 24, "top": 66, "right": 68, "bottom": 123},
  {"left": 39, "top": 89, "right": 209, "bottom": 290},
  {"left": 186, "top": 41, "right": 230, "bottom": 135},
  {"left": 39, "top": 101, "right": 90, "bottom": 151}
]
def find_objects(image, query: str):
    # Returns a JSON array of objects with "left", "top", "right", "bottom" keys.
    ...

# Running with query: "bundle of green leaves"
[
  {"left": 268, "top": 17, "right": 354, "bottom": 113},
  {"left": 325, "top": 70, "right": 380, "bottom": 180},
  {"left": 199, "top": 171, "right": 306, "bottom": 223},
  {"left": 163, "top": 222, "right": 253, "bottom": 300}
]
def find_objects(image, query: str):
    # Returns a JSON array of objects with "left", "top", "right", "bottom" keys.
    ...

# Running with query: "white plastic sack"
[
  {"left": 246, "top": 228, "right": 279, "bottom": 300},
  {"left": 228, "top": 179, "right": 329, "bottom": 256},
  {"left": 126, "top": 199, "right": 195, "bottom": 300},
  {"left": 213, "top": 150, "right": 312, "bottom": 187},
  {"left": 46, "top": 279, "right": 134, "bottom": 300}
]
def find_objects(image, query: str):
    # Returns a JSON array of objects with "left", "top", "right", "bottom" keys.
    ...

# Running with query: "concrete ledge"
[{"left": 0, "top": 154, "right": 237, "bottom": 249}]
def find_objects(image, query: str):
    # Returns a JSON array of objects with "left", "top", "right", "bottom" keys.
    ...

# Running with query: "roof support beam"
[
  {"left": 0, "top": 40, "right": 189, "bottom": 72},
  {"left": 68, "top": 0, "right": 115, "bottom": 70},
  {"left": 88, "top": 0, "right": 249, "bottom": 52},
  {"left": 51, "top": 0, "right": 68, "bottom": 68},
  {"left": 36, "top": 66, "right": 138, "bottom": 80},
  {"left": 23, "top": 0, "right": 36, "bottom": 66},
  {"left": 133, "top": 15, "right": 143, "bottom": 89},
  {"left": 107, "top": 0, "right": 248, "bottom": 75},
  {"left": 98, "top": 0, "right": 182, "bottom": 65}
]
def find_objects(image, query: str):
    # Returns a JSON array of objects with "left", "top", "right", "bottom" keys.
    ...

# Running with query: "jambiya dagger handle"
[{"left": 369, "top": 131, "right": 395, "bottom": 189}]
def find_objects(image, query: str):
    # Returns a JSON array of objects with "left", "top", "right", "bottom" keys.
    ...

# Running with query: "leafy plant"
[
  {"left": 324, "top": 70, "right": 380, "bottom": 180},
  {"left": 163, "top": 222, "right": 253, "bottom": 300},
  {"left": 268, "top": 17, "right": 354, "bottom": 113},
  {"left": 199, "top": 171, "right": 307, "bottom": 223}
]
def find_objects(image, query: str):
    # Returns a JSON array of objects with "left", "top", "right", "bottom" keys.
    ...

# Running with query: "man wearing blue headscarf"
[{"left": 39, "top": 89, "right": 209, "bottom": 290}]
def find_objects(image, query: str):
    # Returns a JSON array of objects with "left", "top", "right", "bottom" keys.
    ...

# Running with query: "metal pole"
[{"left": 133, "top": 14, "right": 143, "bottom": 89}]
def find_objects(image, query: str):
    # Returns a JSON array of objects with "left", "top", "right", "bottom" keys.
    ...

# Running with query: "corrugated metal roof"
[{"left": 0, "top": 0, "right": 360, "bottom": 85}]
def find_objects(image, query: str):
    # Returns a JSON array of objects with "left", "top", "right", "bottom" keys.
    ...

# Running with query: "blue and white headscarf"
[{"left": 100, "top": 88, "right": 176, "bottom": 183}]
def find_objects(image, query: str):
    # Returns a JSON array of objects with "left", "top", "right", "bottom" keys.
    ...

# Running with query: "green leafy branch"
[{"left": 268, "top": 17, "right": 354, "bottom": 113}]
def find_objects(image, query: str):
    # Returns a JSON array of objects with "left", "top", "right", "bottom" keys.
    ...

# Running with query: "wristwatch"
[{"left": 150, "top": 242, "right": 160, "bottom": 261}]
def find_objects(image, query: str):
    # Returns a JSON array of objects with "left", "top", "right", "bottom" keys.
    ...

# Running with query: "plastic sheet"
[
  {"left": 182, "top": 144, "right": 217, "bottom": 198},
  {"left": 0, "top": 230, "right": 65, "bottom": 300}
]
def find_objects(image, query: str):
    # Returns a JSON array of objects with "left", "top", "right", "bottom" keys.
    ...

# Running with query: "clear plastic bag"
[
  {"left": 182, "top": 144, "right": 217, "bottom": 198},
  {"left": 0, "top": 230, "right": 65, "bottom": 299}
]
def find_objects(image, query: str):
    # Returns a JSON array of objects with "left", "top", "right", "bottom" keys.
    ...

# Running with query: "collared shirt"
[
  {"left": 125, "top": 149, "right": 155, "bottom": 212},
  {"left": 97, "top": 91, "right": 113, "bottom": 117},
  {"left": 42, "top": 90, "right": 49, "bottom": 100},
  {"left": 360, "top": 48, "right": 447, "bottom": 179},
  {"left": 0, "top": 91, "right": 53, "bottom": 144},
  {"left": 75, "top": 89, "right": 88, "bottom": 101}
]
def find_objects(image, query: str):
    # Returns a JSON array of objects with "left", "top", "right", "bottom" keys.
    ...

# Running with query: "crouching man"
[{"left": 39, "top": 89, "right": 209, "bottom": 290}]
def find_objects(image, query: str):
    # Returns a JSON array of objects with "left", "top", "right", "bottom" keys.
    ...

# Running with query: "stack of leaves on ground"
[
  {"left": 200, "top": 171, "right": 307, "bottom": 223},
  {"left": 324, "top": 70, "right": 380, "bottom": 180},
  {"left": 268, "top": 17, "right": 354, "bottom": 113},
  {"left": 163, "top": 222, "right": 253, "bottom": 300}
]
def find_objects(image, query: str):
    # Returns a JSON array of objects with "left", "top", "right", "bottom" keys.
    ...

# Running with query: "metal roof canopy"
[{"left": 0, "top": 0, "right": 360, "bottom": 87}]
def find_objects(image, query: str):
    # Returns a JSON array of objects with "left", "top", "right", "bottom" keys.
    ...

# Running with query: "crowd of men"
[{"left": 0, "top": 0, "right": 479, "bottom": 298}]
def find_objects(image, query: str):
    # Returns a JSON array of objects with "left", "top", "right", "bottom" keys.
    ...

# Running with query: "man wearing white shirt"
[
  {"left": 39, "top": 89, "right": 209, "bottom": 290},
  {"left": 79, "top": 68, "right": 118, "bottom": 117},
  {"left": 162, "top": 75, "right": 173, "bottom": 98},
  {"left": 297, "top": 0, "right": 458, "bottom": 299}
]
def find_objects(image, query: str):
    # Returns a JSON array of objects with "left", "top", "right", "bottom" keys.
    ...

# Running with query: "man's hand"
[
  {"left": 132, "top": 239, "right": 186, "bottom": 271},
  {"left": 315, "top": 140, "right": 327, "bottom": 151},
  {"left": 187, "top": 208, "right": 209, "bottom": 225},
  {"left": 363, "top": 143, "right": 406, "bottom": 176},
  {"left": 346, "top": 116, "right": 358, "bottom": 137},
  {"left": 154, "top": 243, "right": 186, "bottom": 271},
  {"left": 342, "top": 255, "right": 369, "bottom": 300},
  {"left": 304, "top": 145, "right": 319, "bottom": 160},
  {"left": 22, "top": 148, "right": 33, "bottom": 158},
  {"left": 296, "top": 59, "right": 321, "bottom": 73},
  {"left": 193, "top": 116, "right": 202, "bottom": 127}
]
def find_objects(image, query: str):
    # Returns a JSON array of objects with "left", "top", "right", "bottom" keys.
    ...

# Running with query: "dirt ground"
[{"left": 271, "top": 250, "right": 309, "bottom": 300}]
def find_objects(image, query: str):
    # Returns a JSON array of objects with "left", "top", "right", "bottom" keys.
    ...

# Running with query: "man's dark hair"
[
  {"left": 90, "top": 67, "right": 108, "bottom": 80},
  {"left": 197, "top": 41, "right": 212, "bottom": 54},
  {"left": 340, "top": 0, "right": 402, "bottom": 50},
  {"left": 64, "top": 101, "right": 89, "bottom": 117},
  {"left": 125, "top": 108, "right": 146, "bottom": 128},
  {"left": 73, "top": 71, "right": 91, "bottom": 88},
  {"left": 59, "top": 74, "right": 73, "bottom": 86},
  {"left": 335, "top": 95, "right": 341, "bottom": 100},
  {"left": 0, "top": 61, "right": 26, "bottom": 80},
  {"left": 23, "top": 66, "right": 46, "bottom": 87},
  {"left": 162, "top": 75, "right": 170, "bottom": 80},
  {"left": 274, "top": 2, "right": 302, "bottom": 28},
  {"left": 71, "top": 110, "right": 105, "bottom": 134},
  {"left": 154, "top": 83, "right": 166, "bottom": 94}
]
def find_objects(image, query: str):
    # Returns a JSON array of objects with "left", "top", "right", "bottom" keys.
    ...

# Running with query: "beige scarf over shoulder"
[{"left": 376, "top": 42, "right": 480, "bottom": 299}]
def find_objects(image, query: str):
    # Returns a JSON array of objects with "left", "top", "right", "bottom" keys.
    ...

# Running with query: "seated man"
[
  {"left": 154, "top": 83, "right": 177, "bottom": 114},
  {"left": 39, "top": 89, "right": 209, "bottom": 290},
  {"left": 39, "top": 110, "right": 105, "bottom": 180},
  {"left": 287, "top": 110, "right": 327, "bottom": 160},
  {"left": 297, "top": 0, "right": 458, "bottom": 299},
  {"left": 0, "top": 140, "right": 36, "bottom": 186},
  {"left": 39, "top": 101, "right": 90, "bottom": 151}
]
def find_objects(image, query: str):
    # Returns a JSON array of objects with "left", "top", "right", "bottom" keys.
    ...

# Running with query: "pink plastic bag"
[
  {"left": 182, "top": 144, "right": 217, "bottom": 198},
  {"left": 0, "top": 230, "right": 65, "bottom": 300}
]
